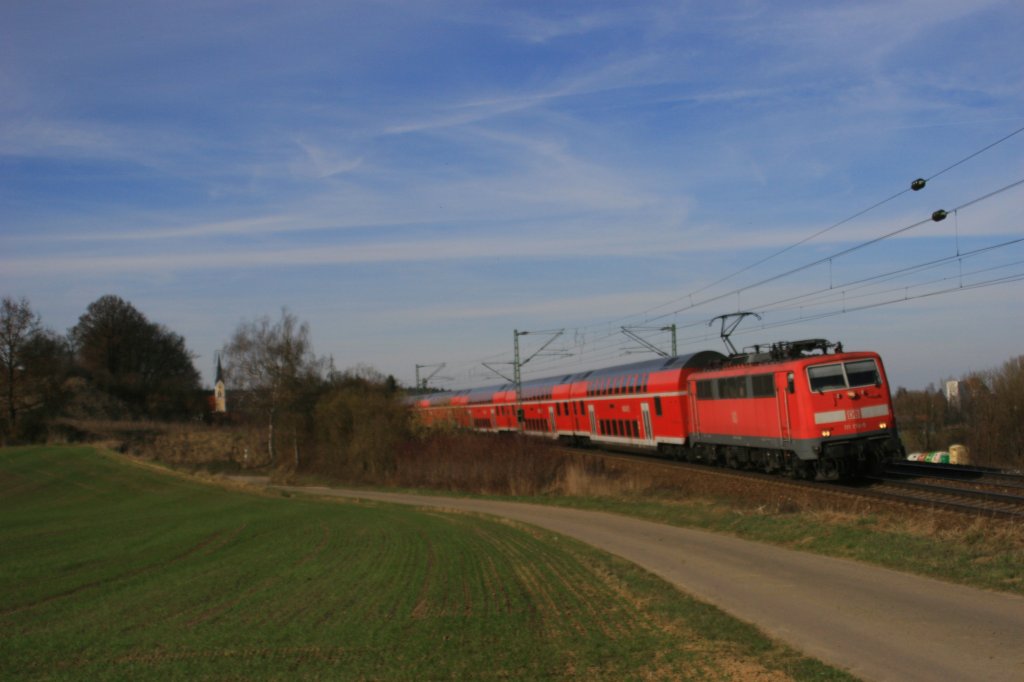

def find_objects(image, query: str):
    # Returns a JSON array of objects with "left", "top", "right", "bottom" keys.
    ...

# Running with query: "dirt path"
[{"left": 238, "top": 479, "right": 1024, "bottom": 682}]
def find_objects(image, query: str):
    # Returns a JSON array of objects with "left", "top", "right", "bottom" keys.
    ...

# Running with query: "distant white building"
[{"left": 944, "top": 380, "right": 960, "bottom": 408}]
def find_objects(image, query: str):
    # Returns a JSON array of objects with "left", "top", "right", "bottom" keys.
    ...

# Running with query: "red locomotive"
[{"left": 412, "top": 339, "right": 904, "bottom": 480}]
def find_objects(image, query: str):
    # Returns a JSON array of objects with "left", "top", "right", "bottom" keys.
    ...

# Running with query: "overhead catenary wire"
[
  {"left": 435, "top": 127, "right": 1024, "bottom": 388},
  {"left": 513, "top": 179, "right": 1024, "bottom": 381},
  {"left": 577, "top": 123, "right": 1024, "bottom": 332}
]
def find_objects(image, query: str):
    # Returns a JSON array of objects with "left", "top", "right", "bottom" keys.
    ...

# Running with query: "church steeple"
[{"left": 213, "top": 353, "right": 227, "bottom": 413}]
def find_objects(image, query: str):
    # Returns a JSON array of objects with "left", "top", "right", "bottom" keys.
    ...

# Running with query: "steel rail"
[{"left": 569, "top": 446, "right": 1024, "bottom": 520}]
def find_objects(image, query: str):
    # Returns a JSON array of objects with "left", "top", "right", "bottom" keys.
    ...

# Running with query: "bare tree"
[
  {"left": 0, "top": 296, "right": 42, "bottom": 436},
  {"left": 964, "top": 357, "right": 1024, "bottom": 468},
  {"left": 221, "top": 308, "right": 329, "bottom": 466}
]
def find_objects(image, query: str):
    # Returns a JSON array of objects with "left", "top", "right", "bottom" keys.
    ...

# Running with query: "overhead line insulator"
[
  {"left": 911, "top": 178, "right": 927, "bottom": 191},
  {"left": 932, "top": 209, "right": 948, "bottom": 222}
]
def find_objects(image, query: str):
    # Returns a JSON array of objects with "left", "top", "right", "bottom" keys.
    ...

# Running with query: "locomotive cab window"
[
  {"left": 845, "top": 359, "right": 881, "bottom": 387},
  {"left": 807, "top": 359, "right": 881, "bottom": 392},
  {"left": 807, "top": 363, "right": 846, "bottom": 392}
]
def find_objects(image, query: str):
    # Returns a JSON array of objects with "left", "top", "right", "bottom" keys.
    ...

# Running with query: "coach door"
[
  {"left": 548, "top": 406, "right": 557, "bottom": 435},
  {"left": 641, "top": 403, "right": 654, "bottom": 442},
  {"left": 776, "top": 371, "right": 793, "bottom": 443},
  {"left": 588, "top": 404, "right": 597, "bottom": 435}
]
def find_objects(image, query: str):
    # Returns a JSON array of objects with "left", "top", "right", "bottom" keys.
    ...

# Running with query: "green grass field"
[{"left": 0, "top": 446, "right": 852, "bottom": 680}]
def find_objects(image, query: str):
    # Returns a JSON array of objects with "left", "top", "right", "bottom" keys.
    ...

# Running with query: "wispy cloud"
[
  {"left": 290, "top": 138, "right": 363, "bottom": 179},
  {"left": 2, "top": 0, "right": 1021, "bottom": 388}
]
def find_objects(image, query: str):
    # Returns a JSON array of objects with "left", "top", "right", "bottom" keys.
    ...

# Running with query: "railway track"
[
  {"left": 886, "top": 461, "right": 1024, "bottom": 489},
  {"left": 576, "top": 446, "right": 1024, "bottom": 520},
  {"left": 856, "top": 477, "right": 1024, "bottom": 520},
  {"left": 869, "top": 461, "right": 1024, "bottom": 519}
]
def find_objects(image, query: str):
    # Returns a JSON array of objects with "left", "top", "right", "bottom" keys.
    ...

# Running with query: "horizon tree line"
[{"left": 3, "top": 292, "right": 1021, "bottom": 470}]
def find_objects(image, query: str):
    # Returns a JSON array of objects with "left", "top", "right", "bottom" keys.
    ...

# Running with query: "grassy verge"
[
  {"left": 527, "top": 494, "right": 1024, "bottom": 596},
  {"left": 1, "top": 446, "right": 851, "bottom": 681}
]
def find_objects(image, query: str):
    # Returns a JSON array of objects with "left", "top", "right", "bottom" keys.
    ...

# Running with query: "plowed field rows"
[{"left": 1, "top": 446, "right": 845, "bottom": 680}]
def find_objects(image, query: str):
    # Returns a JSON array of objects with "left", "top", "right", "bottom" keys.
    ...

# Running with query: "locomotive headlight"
[
  {"left": 879, "top": 422, "right": 888, "bottom": 429},
  {"left": 821, "top": 429, "right": 832, "bottom": 437}
]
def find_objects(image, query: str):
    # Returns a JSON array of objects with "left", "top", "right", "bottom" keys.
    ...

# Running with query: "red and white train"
[{"left": 411, "top": 339, "right": 904, "bottom": 480}]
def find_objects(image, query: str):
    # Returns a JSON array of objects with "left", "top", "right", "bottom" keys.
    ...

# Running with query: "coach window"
[{"left": 654, "top": 396, "right": 662, "bottom": 417}]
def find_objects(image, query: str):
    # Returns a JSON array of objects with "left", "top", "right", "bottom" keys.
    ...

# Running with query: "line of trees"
[
  {"left": 7, "top": 290, "right": 1021, "bottom": 473},
  {"left": 1, "top": 295, "right": 409, "bottom": 477},
  {"left": 893, "top": 355, "right": 1024, "bottom": 469},
  {"left": 1, "top": 294, "right": 203, "bottom": 442}
]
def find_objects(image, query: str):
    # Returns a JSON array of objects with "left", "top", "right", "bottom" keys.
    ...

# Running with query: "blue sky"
[{"left": 2, "top": 0, "right": 1023, "bottom": 391}]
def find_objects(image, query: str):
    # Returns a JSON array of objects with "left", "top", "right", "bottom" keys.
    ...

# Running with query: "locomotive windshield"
[{"left": 807, "top": 358, "right": 881, "bottom": 392}]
